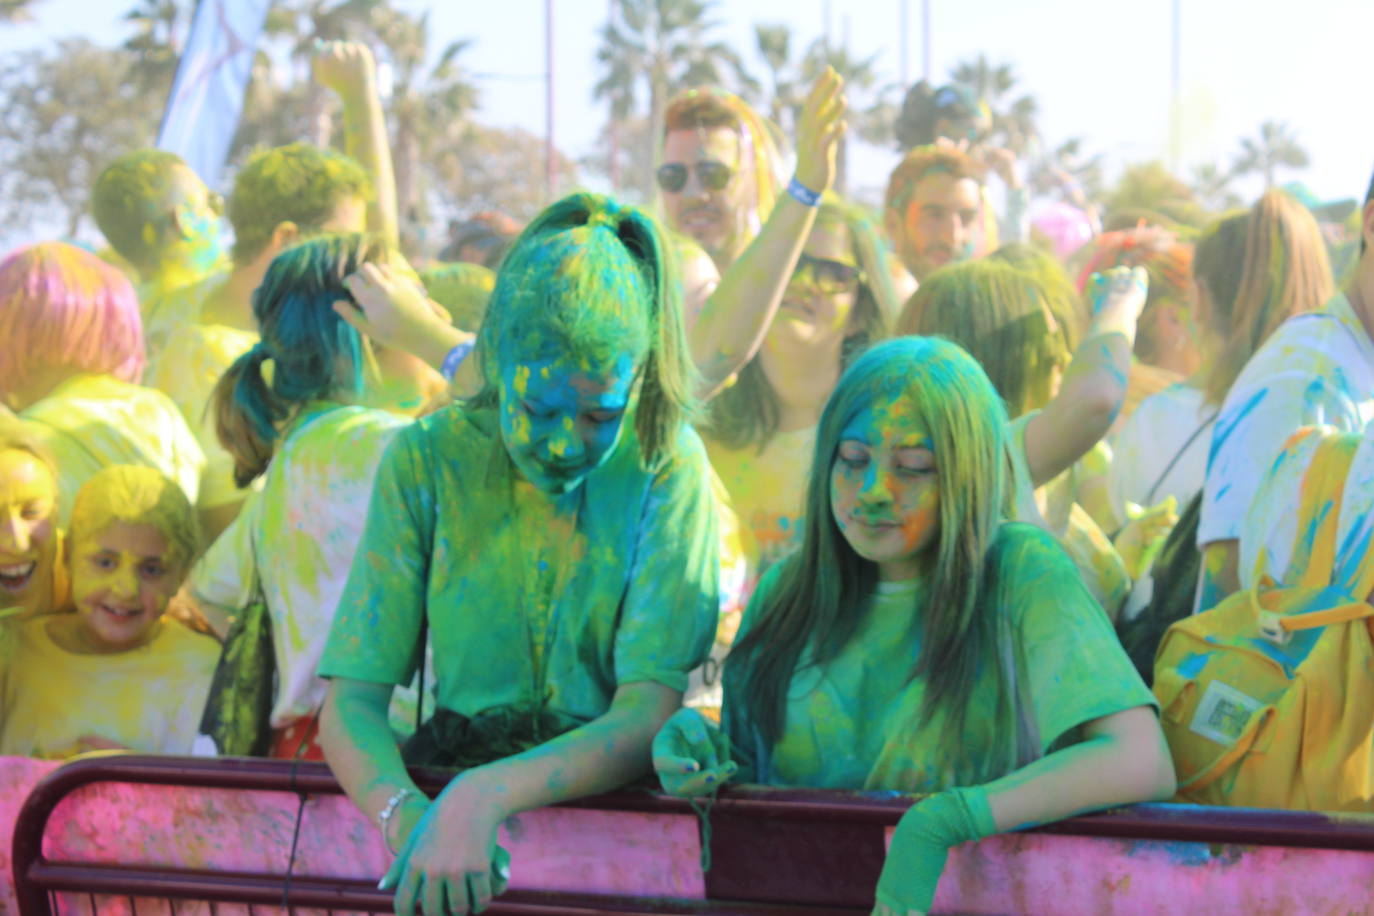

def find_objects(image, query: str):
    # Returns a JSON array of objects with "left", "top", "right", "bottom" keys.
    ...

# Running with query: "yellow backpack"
[{"left": 1153, "top": 433, "right": 1374, "bottom": 811}]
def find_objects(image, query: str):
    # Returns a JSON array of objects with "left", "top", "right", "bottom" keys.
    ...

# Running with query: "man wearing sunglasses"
[{"left": 660, "top": 70, "right": 848, "bottom": 400}]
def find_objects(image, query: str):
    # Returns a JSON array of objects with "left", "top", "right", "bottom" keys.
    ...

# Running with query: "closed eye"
[{"left": 522, "top": 400, "right": 556, "bottom": 421}]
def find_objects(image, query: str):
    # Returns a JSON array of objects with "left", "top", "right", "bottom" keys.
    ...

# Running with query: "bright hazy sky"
[{"left": 1, "top": 0, "right": 1370, "bottom": 215}]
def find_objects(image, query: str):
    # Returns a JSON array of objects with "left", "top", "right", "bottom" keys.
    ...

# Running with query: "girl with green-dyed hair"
[
  {"left": 318, "top": 192, "right": 719, "bottom": 916},
  {"left": 653, "top": 336, "right": 1174, "bottom": 915}
]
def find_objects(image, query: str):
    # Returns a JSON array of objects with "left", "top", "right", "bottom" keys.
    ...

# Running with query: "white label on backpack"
[{"left": 1190, "top": 681, "right": 1264, "bottom": 745}]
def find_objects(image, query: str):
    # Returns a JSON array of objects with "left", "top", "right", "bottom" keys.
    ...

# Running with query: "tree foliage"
[{"left": 1233, "top": 120, "right": 1309, "bottom": 189}]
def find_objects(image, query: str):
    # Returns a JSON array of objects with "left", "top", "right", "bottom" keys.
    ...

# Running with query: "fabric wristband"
[
  {"left": 440, "top": 340, "right": 475, "bottom": 381},
  {"left": 787, "top": 176, "right": 822, "bottom": 208}
]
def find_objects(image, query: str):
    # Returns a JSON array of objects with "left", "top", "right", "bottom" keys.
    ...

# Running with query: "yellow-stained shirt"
[
  {"left": 138, "top": 271, "right": 226, "bottom": 359},
  {"left": 144, "top": 323, "right": 259, "bottom": 510},
  {"left": 20, "top": 374, "right": 205, "bottom": 522},
  {"left": 705, "top": 424, "right": 816, "bottom": 598},
  {"left": 0, "top": 616, "right": 220, "bottom": 757}
]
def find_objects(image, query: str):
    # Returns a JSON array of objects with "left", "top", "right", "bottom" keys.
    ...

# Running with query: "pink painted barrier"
[{"left": 9, "top": 754, "right": 1374, "bottom": 914}]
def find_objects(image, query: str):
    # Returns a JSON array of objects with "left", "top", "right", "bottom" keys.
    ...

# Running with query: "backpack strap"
[{"left": 1287, "top": 433, "right": 1361, "bottom": 590}]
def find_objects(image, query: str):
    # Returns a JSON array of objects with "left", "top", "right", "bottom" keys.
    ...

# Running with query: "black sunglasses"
[
  {"left": 656, "top": 160, "right": 734, "bottom": 193},
  {"left": 790, "top": 252, "right": 865, "bottom": 294}
]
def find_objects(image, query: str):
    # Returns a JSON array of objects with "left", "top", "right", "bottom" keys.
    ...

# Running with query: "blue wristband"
[
  {"left": 787, "top": 176, "right": 821, "bottom": 208},
  {"left": 440, "top": 340, "right": 475, "bottom": 381}
]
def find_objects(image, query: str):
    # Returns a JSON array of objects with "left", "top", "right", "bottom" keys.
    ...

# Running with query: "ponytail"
[{"left": 212, "top": 232, "right": 389, "bottom": 486}]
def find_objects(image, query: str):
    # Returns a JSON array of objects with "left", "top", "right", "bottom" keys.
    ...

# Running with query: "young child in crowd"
[
  {"left": 318, "top": 193, "right": 720, "bottom": 915},
  {"left": 653, "top": 336, "right": 1175, "bottom": 914},
  {"left": 0, "top": 465, "right": 217, "bottom": 757},
  {"left": 188, "top": 233, "right": 412, "bottom": 759},
  {"left": 0, "top": 419, "right": 65, "bottom": 623},
  {"left": 0, "top": 242, "right": 205, "bottom": 521}
]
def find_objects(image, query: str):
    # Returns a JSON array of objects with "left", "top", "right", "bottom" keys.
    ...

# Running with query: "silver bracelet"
[{"left": 378, "top": 787, "right": 418, "bottom": 855}]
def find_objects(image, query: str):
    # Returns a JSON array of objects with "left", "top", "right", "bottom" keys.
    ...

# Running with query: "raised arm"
[
  {"left": 691, "top": 68, "right": 847, "bottom": 400},
  {"left": 313, "top": 41, "right": 399, "bottom": 247},
  {"left": 1023, "top": 266, "right": 1147, "bottom": 487}
]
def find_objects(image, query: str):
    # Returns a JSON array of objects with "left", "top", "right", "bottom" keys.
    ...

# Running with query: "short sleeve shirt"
[
  {"left": 190, "top": 404, "right": 408, "bottom": 726},
  {"left": 144, "top": 323, "right": 259, "bottom": 510},
  {"left": 1200, "top": 293, "right": 1374, "bottom": 546},
  {"left": 1109, "top": 383, "right": 1215, "bottom": 516},
  {"left": 21, "top": 374, "right": 206, "bottom": 521},
  {"left": 723, "top": 523, "right": 1155, "bottom": 792},
  {"left": 319, "top": 406, "right": 720, "bottom": 724}
]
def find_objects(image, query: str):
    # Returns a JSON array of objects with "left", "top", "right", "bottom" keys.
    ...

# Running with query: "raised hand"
[
  {"left": 1115, "top": 496, "right": 1180, "bottom": 581},
  {"left": 1087, "top": 265, "right": 1149, "bottom": 320},
  {"left": 793, "top": 66, "right": 848, "bottom": 195},
  {"left": 311, "top": 39, "right": 377, "bottom": 99},
  {"left": 651, "top": 707, "right": 737, "bottom": 797},
  {"left": 338, "top": 262, "right": 463, "bottom": 370}
]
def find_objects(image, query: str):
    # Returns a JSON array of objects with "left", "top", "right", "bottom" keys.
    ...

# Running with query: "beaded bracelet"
[
  {"left": 787, "top": 175, "right": 822, "bottom": 208},
  {"left": 440, "top": 340, "right": 476, "bottom": 382},
  {"left": 378, "top": 787, "right": 418, "bottom": 856}
]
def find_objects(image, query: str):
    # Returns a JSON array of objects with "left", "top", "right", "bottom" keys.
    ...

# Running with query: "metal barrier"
[{"left": 14, "top": 755, "right": 1374, "bottom": 915}]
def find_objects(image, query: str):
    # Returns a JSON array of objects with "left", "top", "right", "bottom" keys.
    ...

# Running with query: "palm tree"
[
  {"left": 754, "top": 23, "right": 801, "bottom": 131},
  {"left": 369, "top": 8, "right": 478, "bottom": 232},
  {"left": 802, "top": 39, "right": 882, "bottom": 195},
  {"left": 1029, "top": 137, "right": 1106, "bottom": 202},
  {"left": 121, "top": 0, "right": 190, "bottom": 90},
  {"left": 594, "top": 0, "right": 757, "bottom": 200},
  {"left": 1233, "top": 120, "right": 1309, "bottom": 189},
  {"left": 272, "top": 0, "right": 385, "bottom": 146},
  {"left": 1190, "top": 161, "right": 1241, "bottom": 212},
  {"left": 948, "top": 54, "right": 1039, "bottom": 153}
]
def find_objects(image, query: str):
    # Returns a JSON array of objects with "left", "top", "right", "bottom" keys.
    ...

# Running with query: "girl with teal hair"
[
  {"left": 318, "top": 192, "right": 719, "bottom": 916},
  {"left": 191, "top": 232, "right": 412, "bottom": 760},
  {"left": 653, "top": 337, "right": 1173, "bottom": 915}
]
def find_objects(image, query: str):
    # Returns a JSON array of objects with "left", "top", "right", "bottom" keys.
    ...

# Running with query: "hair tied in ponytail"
[{"left": 586, "top": 205, "right": 621, "bottom": 231}]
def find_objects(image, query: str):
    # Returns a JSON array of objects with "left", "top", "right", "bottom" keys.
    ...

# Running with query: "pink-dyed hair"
[{"left": 0, "top": 242, "right": 145, "bottom": 398}]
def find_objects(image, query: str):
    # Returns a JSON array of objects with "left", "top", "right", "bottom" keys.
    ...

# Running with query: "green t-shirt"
[
  {"left": 319, "top": 405, "right": 720, "bottom": 727},
  {"left": 722, "top": 522, "right": 1155, "bottom": 792}
]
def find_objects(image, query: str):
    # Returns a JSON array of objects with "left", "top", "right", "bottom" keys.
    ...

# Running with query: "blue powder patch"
[{"left": 1177, "top": 651, "right": 1212, "bottom": 679}]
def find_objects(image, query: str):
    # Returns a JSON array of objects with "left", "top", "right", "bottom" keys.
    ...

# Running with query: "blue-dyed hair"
[{"left": 213, "top": 232, "right": 385, "bottom": 486}]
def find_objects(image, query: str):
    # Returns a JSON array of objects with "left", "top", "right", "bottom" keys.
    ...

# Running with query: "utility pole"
[
  {"left": 900, "top": 0, "right": 909, "bottom": 86},
  {"left": 607, "top": 0, "right": 620, "bottom": 192},
  {"left": 544, "top": 0, "right": 557, "bottom": 200},
  {"left": 1169, "top": 0, "right": 1182, "bottom": 172},
  {"left": 922, "top": 0, "right": 931, "bottom": 83}
]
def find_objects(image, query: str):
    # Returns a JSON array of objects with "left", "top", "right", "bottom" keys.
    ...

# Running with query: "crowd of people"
[{"left": 0, "top": 36, "right": 1371, "bottom": 915}]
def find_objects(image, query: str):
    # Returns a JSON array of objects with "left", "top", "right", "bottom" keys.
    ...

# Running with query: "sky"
[{"left": 1, "top": 0, "right": 1371, "bottom": 233}]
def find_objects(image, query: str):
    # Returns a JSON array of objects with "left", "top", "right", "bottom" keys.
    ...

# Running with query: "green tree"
[
  {"left": 1029, "top": 137, "right": 1106, "bottom": 202},
  {"left": 948, "top": 54, "right": 1039, "bottom": 152},
  {"left": 121, "top": 0, "right": 190, "bottom": 90},
  {"left": 1233, "top": 120, "right": 1309, "bottom": 189},
  {"left": 1102, "top": 161, "right": 1207, "bottom": 230},
  {"left": 753, "top": 22, "right": 802, "bottom": 131},
  {"left": 0, "top": 0, "right": 42, "bottom": 23},
  {"left": 0, "top": 39, "right": 162, "bottom": 238},
  {"left": 594, "top": 0, "right": 757, "bottom": 200},
  {"left": 369, "top": 7, "right": 478, "bottom": 240},
  {"left": 444, "top": 124, "right": 578, "bottom": 223},
  {"left": 1190, "top": 161, "right": 1241, "bottom": 212}
]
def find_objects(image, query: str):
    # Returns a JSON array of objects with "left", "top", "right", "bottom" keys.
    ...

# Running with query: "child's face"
[
  {"left": 829, "top": 394, "right": 941, "bottom": 581},
  {"left": 0, "top": 448, "right": 59, "bottom": 618},
  {"left": 71, "top": 521, "right": 183, "bottom": 652},
  {"left": 498, "top": 344, "right": 639, "bottom": 495}
]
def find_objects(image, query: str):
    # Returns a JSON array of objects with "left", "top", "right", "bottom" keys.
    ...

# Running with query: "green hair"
[
  {"left": 228, "top": 142, "right": 373, "bottom": 266},
  {"left": 468, "top": 192, "right": 695, "bottom": 464},
  {"left": 726, "top": 336, "right": 1025, "bottom": 782},
  {"left": 706, "top": 198, "right": 892, "bottom": 451},
  {"left": 989, "top": 242, "right": 1084, "bottom": 353},
  {"left": 421, "top": 261, "right": 496, "bottom": 334},
  {"left": 91, "top": 150, "right": 195, "bottom": 272},
  {"left": 898, "top": 260, "right": 1068, "bottom": 419}
]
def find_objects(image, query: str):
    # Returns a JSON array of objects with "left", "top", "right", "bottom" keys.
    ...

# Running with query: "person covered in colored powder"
[
  {"left": 0, "top": 465, "right": 217, "bottom": 758},
  {"left": 1197, "top": 167, "right": 1374, "bottom": 613},
  {"left": 318, "top": 193, "right": 719, "bottom": 915},
  {"left": 652, "top": 337, "right": 1175, "bottom": 915},
  {"left": 143, "top": 40, "right": 434, "bottom": 544},
  {"left": 90, "top": 149, "right": 227, "bottom": 352},
  {"left": 1110, "top": 190, "right": 1334, "bottom": 520},
  {"left": 0, "top": 242, "right": 204, "bottom": 521},
  {"left": 899, "top": 262, "right": 1158, "bottom": 616},
  {"left": 883, "top": 145, "right": 989, "bottom": 284},
  {"left": 186, "top": 233, "right": 411, "bottom": 759},
  {"left": 0, "top": 419, "right": 66, "bottom": 622},
  {"left": 703, "top": 198, "right": 897, "bottom": 595}
]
